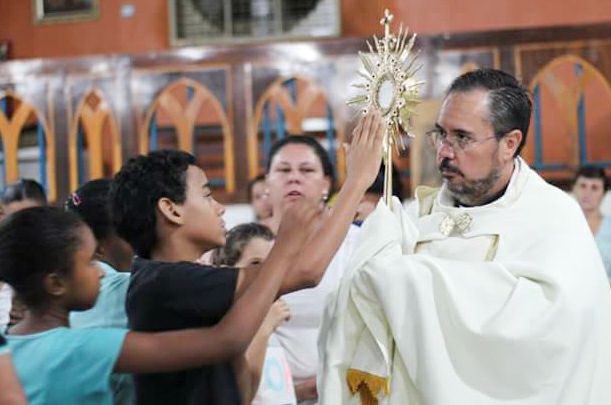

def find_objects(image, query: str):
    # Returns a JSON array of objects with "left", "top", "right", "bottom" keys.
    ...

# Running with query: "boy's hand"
[
  {"left": 344, "top": 111, "right": 385, "bottom": 192},
  {"left": 275, "top": 199, "right": 322, "bottom": 257}
]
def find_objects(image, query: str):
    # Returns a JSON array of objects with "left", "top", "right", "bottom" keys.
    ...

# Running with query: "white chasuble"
[{"left": 318, "top": 158, "right": 611, "bottom": 404}]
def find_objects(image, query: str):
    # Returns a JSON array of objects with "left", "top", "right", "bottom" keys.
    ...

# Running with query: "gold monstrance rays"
[{"left": 347, "top": 9, "right": 423, "bottom": 207}]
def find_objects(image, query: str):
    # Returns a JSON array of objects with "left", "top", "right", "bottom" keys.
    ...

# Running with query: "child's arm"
[
  {"left": 235, "top": 300, "right": 290, "bottom": 404},
  {"left": 279, "top": 111, "right": 385, "bottom": 293},
  {"left": 0, "top": 352, "right": 27, "bottom": 405},
  {"left": 114, "top": 201, "right": 320, "bottom": 374}
]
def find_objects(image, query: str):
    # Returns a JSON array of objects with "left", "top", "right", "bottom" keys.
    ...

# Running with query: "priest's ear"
[{"left": 500, "top": 129, "right": 523, "bottom": 161}]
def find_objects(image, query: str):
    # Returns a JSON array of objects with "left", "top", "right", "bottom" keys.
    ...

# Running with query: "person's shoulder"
[
  {"left": 523, "top": 167, "right": 580, "bottom": 212},
  {"left": 64, "top": 328, "right": 128, "bottom": 361},
  {"left": 598, "top": 216, "right": 611, "bottom": 238},
  {"left": 98, "top": 261, "right": 130, "bottom": 284},
  {"left": 414, "top": 186, "right": 440, "bottom": 217},
  {"left": 150, "top": 260, "right": 238, "bottom": 289},
  {"left": 130, "top": 258, "right": 200, "bottom": 283}
]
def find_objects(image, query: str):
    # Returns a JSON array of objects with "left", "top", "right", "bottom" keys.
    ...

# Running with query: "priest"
[{"left": 319, "top": 68, "right": 611, "bottom": 404}]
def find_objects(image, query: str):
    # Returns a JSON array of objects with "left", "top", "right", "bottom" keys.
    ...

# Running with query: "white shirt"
[
  {"left": 275, "top": 225, "right": 360, "bottom": 403},
  {"left": 0, "top": 283, "right": 13, "bottom": 332}
]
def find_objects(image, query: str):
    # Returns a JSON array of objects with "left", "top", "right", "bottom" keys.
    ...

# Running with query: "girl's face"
[
  {"left": 65, "top": 226, "right": 103, "bottom": 311},
  {"left": 250, "top": 180, "right": 272, "bottom": 220},
  {"left": 235, "top": 237, "right": 274, "bottom": 267},
  {"left": 266, "top": 144, "right": 331, "bottom": 216}
]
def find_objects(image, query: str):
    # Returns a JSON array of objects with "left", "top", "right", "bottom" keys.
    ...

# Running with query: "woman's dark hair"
[
  {"left": 211, "top": 223, "right": 274, "bottom": 266},
  {"left": 65, "top": 178, "right": 115, "bottom": 242},
  {"left": 2, "top": 178, "right": 47, "bottom": 205},
  {"left": 574, "top": 166, "right": 609, "bottom": 190},
  {"left": 110, "top": 150, "right": 196, "bottom": 259},
  {"left": 265, "top": 135, "right": 336, "bottom": 195},
  {"left": 0, "top": 207, "right": 85, "bottom": 307}
]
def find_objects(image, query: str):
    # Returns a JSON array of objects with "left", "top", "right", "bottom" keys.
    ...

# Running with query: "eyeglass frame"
[{"left": 426, "top": 128, "right": 499, "bottom": 152}]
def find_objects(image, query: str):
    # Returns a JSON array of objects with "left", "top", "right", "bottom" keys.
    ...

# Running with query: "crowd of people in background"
[{"left": 0, "top": 72, "right": 610, "bottom": 405}]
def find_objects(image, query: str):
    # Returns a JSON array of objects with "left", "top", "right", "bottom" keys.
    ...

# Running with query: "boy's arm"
[
  {"left": 114, "top": 201, "right": 320, "bottom": 374},
  {"left": 278, "top": 111, "right": 385, "bottom": 294}
]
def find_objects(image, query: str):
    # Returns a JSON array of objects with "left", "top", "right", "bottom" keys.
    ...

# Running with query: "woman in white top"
[{"left": 263, "top": 129, "right": 374, "bottom": 403}]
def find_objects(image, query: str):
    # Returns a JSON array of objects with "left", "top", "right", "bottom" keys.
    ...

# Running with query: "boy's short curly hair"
[{"left": 110, "top": 150, "right": 196, "bottom": 259}]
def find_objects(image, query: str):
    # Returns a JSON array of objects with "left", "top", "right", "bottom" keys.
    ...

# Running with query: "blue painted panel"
[
  {"left": 37, "top": 122, "right": 47, "bottom": 191},
  {"left": 325, "top": 104, "right": 337, "bottom": 170},
  {"left": 0, "top": 99, "right": 6, "bottom": 185},
  {"left": 150, "top": 114, "right": 158, "bottom": 151},
  {"left": 534, "top": 84, "right": 543, "bottom": 166},
  {"left": 285, "top": 79, "right": 297, "bottom": 104},
  {"left": 262, "top": 102, "right": 272, "bottom": 163},
  {"left": 275, "top": 105, "right": 285, "bottom": 140},
  {"left": 208, "top": 178, "right": 226, "bottom": 187},
  {"left": 77, "top": 124, "right": 86, "bottom": 185},
  {"left": 575, "top": 63, "right": 587, "bottom": 165}
]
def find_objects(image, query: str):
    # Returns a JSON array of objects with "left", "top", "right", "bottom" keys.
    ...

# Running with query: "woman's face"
[
  {"left": 235, "top": 237, "right": 274, "bottom": 267},
  {"left": 573, "top": 176, "right": 606, "bottom": 213},
  {"left": 266, "top": 143, "right": 331, "bottom": 215}
]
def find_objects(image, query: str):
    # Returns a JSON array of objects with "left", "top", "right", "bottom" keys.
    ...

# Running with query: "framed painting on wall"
[{"left": 33, "top": 0, "right": 99, "bottom": 24}]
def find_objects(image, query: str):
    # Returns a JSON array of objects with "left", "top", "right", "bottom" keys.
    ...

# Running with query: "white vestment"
[{"left": 318, "top": 158, "right": 611, "bottom": 404}]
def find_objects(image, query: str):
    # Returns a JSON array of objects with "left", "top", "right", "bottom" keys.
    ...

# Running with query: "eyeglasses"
[{"left": 426, "top": 129, "right": 497, "bottom": 152}]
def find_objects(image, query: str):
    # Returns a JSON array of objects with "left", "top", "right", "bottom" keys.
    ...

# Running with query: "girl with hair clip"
[
  {"left": 65, "top": 178, "right": 135, "bottom": 405},
  {"left": 212, "top": 222, "right": 296, "bottom": 405}
]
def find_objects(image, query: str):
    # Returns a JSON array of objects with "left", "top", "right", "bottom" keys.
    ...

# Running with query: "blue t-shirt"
[
  {"left": 70, "top": 261, "right": 130, "bottom": 329},
  {"left": 595, "top": 216, "right": 611, "bottom": 281},
  {"left": 7, "top": 327, "right": 127, "bottom": 405},
  {"left": 69, "top": 262, "right": 133, "bottom": 405}
]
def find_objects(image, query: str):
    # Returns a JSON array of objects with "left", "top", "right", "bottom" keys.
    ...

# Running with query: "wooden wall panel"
[{"left": 0, "top": 24, "right": 608, "bottom": 203}]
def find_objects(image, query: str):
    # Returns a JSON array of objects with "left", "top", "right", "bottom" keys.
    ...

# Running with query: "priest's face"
[{"left": 434, "top": 89, "right": 517, "bottom": 206}]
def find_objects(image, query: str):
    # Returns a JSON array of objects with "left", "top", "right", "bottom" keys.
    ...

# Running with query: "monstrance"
[{"left": 347, "top": 9, "right": 423, "bottom": 207}]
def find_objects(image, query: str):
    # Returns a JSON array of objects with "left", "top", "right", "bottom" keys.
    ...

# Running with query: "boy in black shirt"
[{"left": 110, "top": 112, "right": 384, "bottom": 404}]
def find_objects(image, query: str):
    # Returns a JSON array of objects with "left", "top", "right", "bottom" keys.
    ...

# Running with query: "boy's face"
[{"left": 181, "top": 165, "right": 227, "bottom": 251}]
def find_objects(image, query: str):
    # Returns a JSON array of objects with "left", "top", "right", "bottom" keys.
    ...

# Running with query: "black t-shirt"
[
  {"left": 0, "top": 334, "right": 5, "bottom": 346},
  {"left": 127, "top": 257, "right": 239, "bottom": 405}
]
